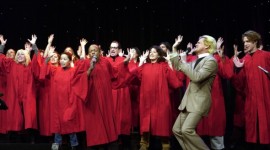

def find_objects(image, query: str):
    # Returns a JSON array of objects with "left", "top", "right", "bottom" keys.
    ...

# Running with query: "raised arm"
[
  {"left": 164, "top": 51, "right": 173, "bottom": 69},
  {"left": 45, "top": 46, "right": 56, "bottom": 64},
  {"left": 179, "top": 58, "right": 217, "bottom": 83},
  {"left": 79, "top": 38, "right": 88, "bottom": 59},
  {"left": 138, "top": 50, "right": 149, "bottom": 67},
  {"left": 0, "top": 34, "right": 7, "bottom": 53},
  {"left": 172, "top": 35, "right": 183, "bottom": 53},
  {"left": 44, "top": 34, "right": 54, "bottom": 58},
  {"left": 27, "top": 34, "right": 38, "bottom": 55}
]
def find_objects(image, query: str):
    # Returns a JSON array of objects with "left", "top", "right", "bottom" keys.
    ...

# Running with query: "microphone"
[
  {"left": 92, "top": 55, "right": 97, "bottom": 63},
  {"left": 90, "top": 55, "right": 97, "bottom": 70},
  {"left": 185, "top": 47, "right": 191, "bottom": 54}
]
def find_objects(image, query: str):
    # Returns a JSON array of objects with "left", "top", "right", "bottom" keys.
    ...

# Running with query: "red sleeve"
[
  {"left": 216, "top": 55, "right": 234, "bottom": 79},
  {"left": 0, "top": 53, "right": 14, "bottom": 73},
  {"left": 187, "top": 55, "right": 197, "bottom": 62},
  {"left": 31, "top": 54, "right": 40, "bottom": 79},
  {"left": 110, "top": 61, "right": 134, "bottom": 89},
  {"left": 231, "top": 67, "right": 246, "bottom": 91},
  {"left": 176, "top": 71, "right": 186, "bottom": 86},
  {"left": 71, "top": 60, "right": 89, "bottom": 101},
  {"left": 37, "top": 52, "right": 44, "bottom": 67},
  {"left": 164, "top": 63, "right": 183, "bottom": 89}
]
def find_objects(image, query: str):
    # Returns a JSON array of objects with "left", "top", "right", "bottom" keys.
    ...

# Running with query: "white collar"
[{"left": 198, "top": 53, "right": 210, "bottom": 58}]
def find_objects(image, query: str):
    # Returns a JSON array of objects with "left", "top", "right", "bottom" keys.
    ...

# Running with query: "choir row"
[{"left": 0, "top": 30, "right": 269, "bottom": 150}]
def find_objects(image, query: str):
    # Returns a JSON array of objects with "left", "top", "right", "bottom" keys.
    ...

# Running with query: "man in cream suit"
[{"left": 172, "top": 35, "right": 218, "bottom": 150}]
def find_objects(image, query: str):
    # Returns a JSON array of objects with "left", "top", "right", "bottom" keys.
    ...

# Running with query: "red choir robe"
[
  {"left": 40, "top": 63, "right": 61, "bottom": 136},
  {"left": 0, "top": 65, "right": 7, "bottom": 133},
  {"left": 131, "top": 62, "right": 182, "bottom": 136},
  {"left": 107, "top": 56, "right": 132, "bottom": 135},
  {"left": 40, "top": 60, "right": 87, "bottom": 134},
  {"left": 170, "top": 69, "right": 185, "bottom": 125},
  {"left": 82, "top": 57, "right": 130, "bottom": 146},
  {"left": 197, "top": 54, "right": 233, "bottom": 136},
  {"left": 230, "top": 67, "right": 246, "bottom": 128},
  {"left": 36, "top": 54, "right": 54, "bottom": 136},
  {"left": 0, "top": 53, "right": 40, "bottom": 131},
  {"left": 128, "top": 60, "right": 140, "bottom": 128},
  {"left": 234, "top": 50, "right": 270, "bottom": 144}
]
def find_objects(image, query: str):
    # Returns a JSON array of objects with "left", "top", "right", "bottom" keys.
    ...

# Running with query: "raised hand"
[
  {"left": 216, "top": 37, "right": 224, "bottom": 50},
  {"left": 217, "top": 45, "right": 224, "bottom": 58},
  {"left": 118, "top": 49, "right": 124, "bottom": 57},
  {"left": 138, "top": 50, "right": 149, "bottom": 67},
  {"left": 139, "top": 50, "right": 149, "bottom": 62},
  {"left": 79, "top": 38, "right": 87, "bottom": 59},
  {"left": 48, "top": 46, "right": 56, "bottom": 58},
  {"left": 164, "top": 51, "right": 171, "bottom": 62},
  {"left": 0, "top": 35, "right": 7, "bottom": 45},
  {"left": 172, "top": 35, "right": 183, "bottom": 52},
  {"left": 233, "top": 56, "right": 244, "bottom": 68},
  {"left": 87, "top": 55, "right": 97, "bottom": 76},
  {"left": 164, "top": 51, "right": 173, "bottom": 69},
  {"left": 80, "top": 38, "right": 88, "bottom": 47},
  {"left": 28, "top": 34, "right": 37, "bottom": 45},
  {"left": 123, "top": 48, "right": 131, "bottom": 64},
  {"left": 233, "top": 44, "right": 242, "bottom": 56},
  {"left": 179, "top": 50, "right": 187, "bottom": 63},
  {"left": 186, "top": 42, "right": 193, "bottom": 54},
  {"left": 187, "top": 42, "right": 193, "bottom": 49},
  {"left": 48, "top": 34, "right": 54, "bottom": 44},
  {"left": 90, "top": 55, "right": 97, "bottom": 69}
]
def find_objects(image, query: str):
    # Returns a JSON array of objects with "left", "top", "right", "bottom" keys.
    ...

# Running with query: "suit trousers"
[{"left": 172, "top": 111, "right": 209, "bottom": 150}]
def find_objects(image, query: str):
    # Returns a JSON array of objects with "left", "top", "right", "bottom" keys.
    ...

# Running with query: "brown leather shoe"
[
  {"left": 162, "top": 143, "right": 170, "bottom": 150},
  {"left": 139, "top": 144, "right": 148, "bottom": 150}
]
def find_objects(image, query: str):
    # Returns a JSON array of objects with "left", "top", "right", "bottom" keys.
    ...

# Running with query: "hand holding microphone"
[
  {"left": 92, "top": 55, "right": 97, "bottom": 63},
  {"left": 90, "top": 55, "right": 97, "bottom": 70}
]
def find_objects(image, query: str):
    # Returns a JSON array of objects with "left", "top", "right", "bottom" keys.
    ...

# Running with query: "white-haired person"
[{"left": 172, "top": 35, "right": 218, "bottom": 150}]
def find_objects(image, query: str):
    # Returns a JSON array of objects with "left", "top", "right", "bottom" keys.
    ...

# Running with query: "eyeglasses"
[{"left": 110, "top": 47, "right": 119, "bottom": 49}]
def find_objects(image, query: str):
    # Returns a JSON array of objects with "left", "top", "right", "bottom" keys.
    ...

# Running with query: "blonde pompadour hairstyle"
[{"left": 200, "top": 35, "right": 217, "bottom": 54}]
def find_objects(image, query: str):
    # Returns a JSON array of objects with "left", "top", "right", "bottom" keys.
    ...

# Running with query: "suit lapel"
[{"left": 194, "top": 56, "right": 208, "bottom": 70}]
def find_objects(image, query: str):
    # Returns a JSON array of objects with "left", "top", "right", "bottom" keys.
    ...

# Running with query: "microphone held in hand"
[
  {"left": 90, "top": 55, "right": 97, "bottom": 70},
  {"left": 92, "top": 55, "right": 97, "bottom": 63}
]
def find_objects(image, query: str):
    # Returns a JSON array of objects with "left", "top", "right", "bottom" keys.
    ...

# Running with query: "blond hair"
[
  {"left": 200, "top": 35, "right": 217, "bottom": 54},
  {"left": 15, "top": 49, "right": 31, "bottom": 66}
]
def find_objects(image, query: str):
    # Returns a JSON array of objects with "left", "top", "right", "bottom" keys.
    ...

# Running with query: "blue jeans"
[{"left": 54, "top": 133, "right": 78, "bottom": 146}]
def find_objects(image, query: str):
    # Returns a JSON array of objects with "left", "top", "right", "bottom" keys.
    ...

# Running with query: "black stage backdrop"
[
  {"left": 0, "top": 0, "right": 270, "bottom": 147},
  {"left": 0, "top": 0, "right": 269, "bottom": 56}
]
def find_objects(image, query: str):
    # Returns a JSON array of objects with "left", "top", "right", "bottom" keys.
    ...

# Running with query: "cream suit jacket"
[{"left": 178, "top": 55, "right": 218, "bottom": 116}]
